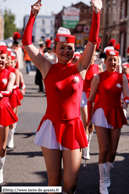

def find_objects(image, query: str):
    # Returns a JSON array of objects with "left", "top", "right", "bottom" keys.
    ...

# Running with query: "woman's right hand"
[{"left": 31, "top": 0, "right": 42, "bottom": 17}]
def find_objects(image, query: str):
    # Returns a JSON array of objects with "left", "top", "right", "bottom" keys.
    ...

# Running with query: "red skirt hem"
[
  {"left": 94, "top": 105, "right": 127, "bottom": 128},
  {"left": 0, "top": 103, "right": 18, "bottom": 126},
  {"left": 9, "top": 89, "right": 22, "bottom": 108},
  {"left": 37, "top": 114, "right": 88, "bottom": 150}
]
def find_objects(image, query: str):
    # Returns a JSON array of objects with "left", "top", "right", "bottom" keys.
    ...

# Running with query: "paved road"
[{"left": 0, "top": 66, "right": 129, "bottom": 194}]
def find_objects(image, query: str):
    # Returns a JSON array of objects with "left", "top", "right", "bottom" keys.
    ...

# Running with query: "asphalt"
[{"left": 0, "top": 64, "right": 129, "bottom": 194}]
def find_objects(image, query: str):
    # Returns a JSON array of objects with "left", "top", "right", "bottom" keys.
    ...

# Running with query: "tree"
[{"left": 4, "top": 9, "right": 17, "bottom": 39}]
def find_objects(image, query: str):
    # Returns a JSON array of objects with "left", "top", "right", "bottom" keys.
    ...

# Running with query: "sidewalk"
[{"left": 0, "top": 65, "right": 129, "bottom": 194}]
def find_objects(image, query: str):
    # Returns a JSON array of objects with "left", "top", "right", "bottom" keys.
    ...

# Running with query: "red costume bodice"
[
  {"left": 45, "top": 62, "right": 83, "bottom": 120},
  {"left": 0, "top": 68, "right": 10, "bottom": 105},
  {"left": 93, "top": 71, "right": 127, "bottom": 128}
]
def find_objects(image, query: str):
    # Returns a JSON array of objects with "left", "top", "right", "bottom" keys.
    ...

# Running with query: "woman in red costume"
[
  {"left": 88, "top": 49, "right": 129, "bottom": 194},
  {"left": 5, "top": 49, "right": 22, "bottom": 149},
  {"left": 0, "top": 43, "right": 18, "bottom": 184},
  {"left": 22, "top": 0, "right": 102, "bottom": 193},
  {"left": 80, "top": 51, "right": 101, "bottom": 160}
]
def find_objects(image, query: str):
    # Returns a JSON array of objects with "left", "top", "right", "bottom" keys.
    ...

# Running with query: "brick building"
[
  {"left": 100, "top": 0, "right": 129, "bottom": 57},
  {"left": 55, "top": 2, "right": 92, "bottom": 47}
]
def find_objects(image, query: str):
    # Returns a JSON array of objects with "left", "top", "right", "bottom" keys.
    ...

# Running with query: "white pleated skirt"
[
  {"left": 92, "top": 108, "right": 113, "bottom": 129},
  {"left": 80, "top": 91, "right": 88, "bottom": 107},
  {"left": 34, "top": 119, "right": 68, "bottom": 150}
]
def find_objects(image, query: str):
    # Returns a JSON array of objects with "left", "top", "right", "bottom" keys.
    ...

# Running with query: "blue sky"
[{"left": 0, "top": 0, "right": 90, "bottom": 28}]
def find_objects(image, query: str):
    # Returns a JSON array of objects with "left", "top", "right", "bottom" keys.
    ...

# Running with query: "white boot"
[
  {"left": 85, "top": 133, "right": 93, "bottom": 160},
  {"left": 82, "top": 147, "right": 87, "bottom": 159},
  {"left": 106, "top": 162, "right": 114, "bottom": 188},
  {"left": 7, "top": 128, "right": 15, "bottom": 148},
  {"left": 99, "top": 163, "right": 108, "bottom": 194},
  {"left": 14, "top": 122, "right": 17, "bottom": 134},
  {"left": 0, "top": 157, "right": 6, "bottom": 184}
]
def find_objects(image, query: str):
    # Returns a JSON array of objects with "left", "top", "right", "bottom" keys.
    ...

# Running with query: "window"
[
  {"left": 42, "top": 20, "right": 45, "bottom": 25},
  {"left": 51, "top": 20, "right": 53, "bottom": 26},
  {"left": 41, "top": 29, "right": 45, "bottom": 33},
  {"left": 120, "top": 0, "right": 128, "bottom": 20}
]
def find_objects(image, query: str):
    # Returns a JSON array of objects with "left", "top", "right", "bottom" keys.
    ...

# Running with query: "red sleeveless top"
[
  {"left": 0, "top": 68, "right": 10, "bottom": 105},
  {"left": 93, "top": 71, "right": 127, "bottom": 128}
]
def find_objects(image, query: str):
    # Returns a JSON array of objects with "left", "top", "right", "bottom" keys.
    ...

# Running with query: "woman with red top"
[
  {"left": 22, "top": 0, "right": 102, "bottom": 193},
  {"left": 5, "top": 49, "right": 22, "bottom": 149},
  {"left": 0, "top": 44, "right": 18, "bottom": 184},
  {"left": 80, "top": 51, "right": 101, "bottom": 160},
  {"left": 88, "top": 49, "right": 129, "bottom": 194}
]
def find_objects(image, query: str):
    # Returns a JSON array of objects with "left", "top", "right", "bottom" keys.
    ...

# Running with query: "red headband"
[
  {"left": 0, "top": 45, "right": 7, "bottom": 54},
  {"left": 55, "top": 34, "right": 75, "bottom": 43},
  {"left": 123, "top": 64, "right": 129, "bottom": 68},
  {"left": 106, "top": 49, "right": 119, "bottom": 56},
  {"left": 11, "top": 56, "right": 15, "bottom": 60}
]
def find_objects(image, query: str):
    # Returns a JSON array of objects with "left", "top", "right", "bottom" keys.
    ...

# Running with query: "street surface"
[{"left": 0, "top": 65, "right": 129, "bottom": 194}]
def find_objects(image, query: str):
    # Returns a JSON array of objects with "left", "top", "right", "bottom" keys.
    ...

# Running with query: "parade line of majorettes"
[{"left": 0, "top": 0, "right": 129, "bottom": 193}]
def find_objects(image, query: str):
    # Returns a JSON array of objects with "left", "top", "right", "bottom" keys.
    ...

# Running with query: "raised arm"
[
  {"left": 22, "top": 0, "right": 52, "bottom": 79},
  {"left": 76, "top": 0, "right": 102, "bottom": 79}
]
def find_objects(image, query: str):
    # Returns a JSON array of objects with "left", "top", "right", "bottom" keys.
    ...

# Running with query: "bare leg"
[
  {"left": 0, "top": 126, "right": 9, "bottom": 157},
  {"left": 107, "top": 128, "right": 121, "bottom": 162},
  {"left": 7, "top": 108, "right": 16, "bottom": 148},
  {"left": 95, "top": 126, "right": 109, "bottom": 164},
  {"left": 80, "top": 106, "right": 94, "bottom": 159},
  {"left": 41, "top": 147, "right": 62, "bottom": 194},
  {"left": 62, "top": 149, "right": 82, "bottom": 194}
]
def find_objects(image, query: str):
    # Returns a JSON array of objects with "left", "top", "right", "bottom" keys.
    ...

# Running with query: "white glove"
[{"left": 91, "top": 0, "right": 102, "bottom": 13}]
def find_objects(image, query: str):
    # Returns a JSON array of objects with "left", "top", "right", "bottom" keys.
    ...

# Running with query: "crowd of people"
[
  {"left": 0, "top": 0, "right": 129, "bottom": 193},
  {"left": 0, "top": 32, "right": 26, "bottom": 184}
]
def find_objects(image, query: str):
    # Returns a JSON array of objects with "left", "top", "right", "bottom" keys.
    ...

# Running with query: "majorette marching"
[{"left": 0, "top": 0, "right": 129, "bottom": 193}]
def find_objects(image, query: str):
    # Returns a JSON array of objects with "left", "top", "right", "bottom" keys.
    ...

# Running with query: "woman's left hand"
[
  {"left": 121, "top": 99, "right": 127, "bottom": 109},
  {"left": 21, "top": 90, "right": 25, "bottom": 95},
  {"left": 31, "top": 0, "right": 42, "bottom": 17},
  {"left": 0, "top": 92, "right": 3, "bottom": 99},
  {"left": 91, "top": 0, "right": 102, "bottom": 13}
]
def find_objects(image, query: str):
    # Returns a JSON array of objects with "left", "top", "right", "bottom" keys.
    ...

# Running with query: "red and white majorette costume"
[
  {"left": 92, "top": 70, "right": 127, "bottom": 129},
  {"left": 34, "top": 62, "right": 88, "bottom": 150},
  {"left": 0, "top": 68, "right": 18, "bottom": 127},
  {"left": 22, "top": 0, "right": 101, "bottom": 150},
  {"left": 80, "top": 64, "right": 99, "bottom": 107}
]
